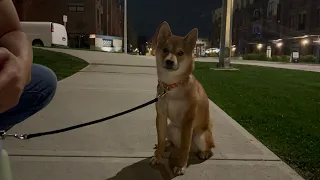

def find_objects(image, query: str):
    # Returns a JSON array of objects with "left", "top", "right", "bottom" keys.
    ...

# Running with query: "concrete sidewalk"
[
  {"left": 3, "top": 49, "right": 304, "bottom": 180},
  {"left": 142, "top": 55, "right": 320, "bottom": 72}
]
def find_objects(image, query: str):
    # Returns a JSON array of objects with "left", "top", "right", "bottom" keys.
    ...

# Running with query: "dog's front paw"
[
  {"left": 197, "top": 150, "right": 213, "bottom": 160},
  {"left": 150, "top": 156, "right": 163, "bottom": 165},
  {"left": 173, "top": 166, "right": 187, "bottom": 176}
]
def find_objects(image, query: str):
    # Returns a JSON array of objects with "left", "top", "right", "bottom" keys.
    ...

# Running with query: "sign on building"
[{"left": 103, "top": 39, "right": 113, "bottom": 47}]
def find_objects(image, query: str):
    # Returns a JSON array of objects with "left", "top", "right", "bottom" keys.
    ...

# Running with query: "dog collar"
[{"left": 158, "top": 79, "right": 186, "bottom": 91}]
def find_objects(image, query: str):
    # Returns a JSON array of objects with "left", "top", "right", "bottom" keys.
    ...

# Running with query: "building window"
[
  {"left": 289, "top": 15, "right": 295, "bottom": 30},
  {"left": 101, "top": 13, "right": 103, "bottom": 27},
  {"left": 298, "top": 12, "right": 306, "bottom": 30},
  {"left": 68, "top": 4, "right": 84, "bottom": 12},
  {"left": 298, "top": 0, "right": 306, "bottom": 7},
  {"left": 97, "top": 9, "right": 100, "bottom": 26},
  {"left": 317, "top": 8, "right": 320, "bottom": 27},
  {"left": 253, "top": 9, "right": 261, "bottom": 20},
  {"left": 68, "top": 6, "right": 76, "bottom": 11},
  {"left": 242, "top": 0, "right": 246, "bottom": 8},
  {"left": 268, "top": 1, "right": 275, "bottom": 17},
  {"left": 235, "top": 3, "right": 240, "bottom": 11},
  {"left": 77, "top": 6, "right": 84, "bottom": 11},
  {"left": 252, "top": 26, "right": 261, "bottom": 38}
]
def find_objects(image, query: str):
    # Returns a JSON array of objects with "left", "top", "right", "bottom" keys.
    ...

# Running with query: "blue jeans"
[{"left": 0, "top": 64, "right": 57, "bottom": 131}]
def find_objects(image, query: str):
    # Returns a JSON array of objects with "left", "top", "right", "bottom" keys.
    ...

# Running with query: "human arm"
[
  {"left": 0, "top": 0, "right": 33, "bottom": 81},
  {"left": 0, "top": 0, "right": 33, "bottom": 113}
]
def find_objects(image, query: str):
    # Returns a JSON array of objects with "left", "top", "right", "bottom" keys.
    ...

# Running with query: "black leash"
[{"left": 0, "top": 92, "right": 167, "bottom": 140}]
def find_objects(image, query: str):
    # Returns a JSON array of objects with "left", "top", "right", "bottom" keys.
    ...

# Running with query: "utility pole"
[
  {"left": 218, "top": 0, "right": 233, "bottom": 68},
  {"left": 124, "top": 0, "right": 127, "bottom": 54}
]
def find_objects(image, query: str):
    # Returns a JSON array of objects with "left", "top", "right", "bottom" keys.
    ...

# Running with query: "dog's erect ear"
[
  {"left": 151, "top": 25, "right": 160, "bottom": 50},
  {"left": 184, "top": 28, "right": 198, "bottom": 50},
  {"left": 157, "top": 21, "right": 172, "bottom": 46}
]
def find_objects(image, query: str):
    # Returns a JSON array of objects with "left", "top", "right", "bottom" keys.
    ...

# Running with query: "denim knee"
[
  {"left": 30, "top": 64, "right": 58, "bottom": 107},
  {"left": 0, "top": 64, "right": 57, "bottom": 130}
]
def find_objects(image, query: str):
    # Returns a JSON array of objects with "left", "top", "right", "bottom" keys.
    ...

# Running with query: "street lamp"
[
  {"left": 276, "top": 42, "right": 283, "bottom": 48},
  {"left": 301, "top": 39, "right": 309, "bottom": 46},
  {"left": 218, "top": 0, "right": 233, "bottom": 68},
  {"left": 124, "top": 0, "right": 127, "bottom": 53}
]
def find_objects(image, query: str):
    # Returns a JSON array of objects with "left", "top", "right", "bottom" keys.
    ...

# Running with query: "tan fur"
[{"left": 150, "top": 21, "right": 215, "bottom": 176}]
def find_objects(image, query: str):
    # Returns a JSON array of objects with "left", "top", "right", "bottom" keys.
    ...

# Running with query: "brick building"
[
  {"left": 13, "top": 0, "right": 123, "bottom": 48},
  {"left": 232, "top": 0, "right": 282, "bottom": 54},
  {"left": 212, "top": 0, "right": 320, "bottom": 57},
  {"left": 103, "top": 0, "right": 123, "bottom": 37},
  {"left": 279, "top": 0, "right": 320, "bottom": 56}
]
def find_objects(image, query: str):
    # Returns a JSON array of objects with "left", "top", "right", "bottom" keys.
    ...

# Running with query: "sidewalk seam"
[{"left": 8, "top": 154, "right": 281, "bottom": 162}]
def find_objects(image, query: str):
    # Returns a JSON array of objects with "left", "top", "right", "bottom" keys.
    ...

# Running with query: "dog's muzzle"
[{"left": 165, "top": 59, "right": 175, "bottom": 69}]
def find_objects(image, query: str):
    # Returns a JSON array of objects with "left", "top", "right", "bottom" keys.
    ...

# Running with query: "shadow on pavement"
[
  {"left": 105, "top": 158, "right": 170, "bottom": 180},
  {"left": 106, "top": 148, "right": 207, "bottom": 180}
]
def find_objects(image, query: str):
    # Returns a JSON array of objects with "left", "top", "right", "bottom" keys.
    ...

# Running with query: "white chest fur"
[{"left": 166, "top": 99, "right": 190, "bottom": 126}]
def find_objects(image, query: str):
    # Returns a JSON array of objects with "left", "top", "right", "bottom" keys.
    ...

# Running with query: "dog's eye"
[
  {"left": 163, "top": 48, "right": 169, "bottom": 53},
  {"left": 177, "top": 51, "right": 184, "bottom": 56}
]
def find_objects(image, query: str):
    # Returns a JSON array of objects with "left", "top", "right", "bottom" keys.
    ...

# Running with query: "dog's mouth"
[{"left": 163, "top": 64, "right": 178, "bottom": 71}]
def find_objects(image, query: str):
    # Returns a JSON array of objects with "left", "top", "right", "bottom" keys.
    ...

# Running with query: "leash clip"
[
  {"left": 157, "top": 91, "right": 169, "bottom": 99},
  {"left": 0, "top": 130, "right": 26, "bottom": 140}
]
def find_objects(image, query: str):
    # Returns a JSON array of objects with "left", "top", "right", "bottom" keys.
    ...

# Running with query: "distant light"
[
  {"left": 257, "top": 44, "right": 263, "bottom": 50},
  {"left": 89, "top": 34, "right": 96, "bottom": 38},
  {"left": 232, "top": 47, "right": 236, "bottom": 51},
  {"left": 302, "top": 39, "right": 309, "bottom": 46},
  {"left": 276, "top": 42, "right": 283, "bottom": 48},
  {"left": 313, "top": 39, "right": 320, "bottom": 43}
]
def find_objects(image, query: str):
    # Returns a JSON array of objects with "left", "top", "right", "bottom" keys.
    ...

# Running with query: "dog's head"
[{"left": 154, "top": 21, "right": 198, "bottom": 78}]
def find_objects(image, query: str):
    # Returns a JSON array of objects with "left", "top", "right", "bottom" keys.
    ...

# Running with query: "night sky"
[{"left": 127, "top": 0, "right": 221, "bottom": 40}]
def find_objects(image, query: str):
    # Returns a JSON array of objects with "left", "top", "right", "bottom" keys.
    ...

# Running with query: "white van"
[{"left": 20, "top": 22, "right": 68, "bottom": 47}]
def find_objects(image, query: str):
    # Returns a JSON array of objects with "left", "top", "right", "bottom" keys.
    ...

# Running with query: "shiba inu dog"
[{"left": 150, "top": 21, "right": 215, "bottom": 175}]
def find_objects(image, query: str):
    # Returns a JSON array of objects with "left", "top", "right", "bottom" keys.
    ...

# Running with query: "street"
[{"left": 3, "top": 49, "right": 304, "bottom": 180}]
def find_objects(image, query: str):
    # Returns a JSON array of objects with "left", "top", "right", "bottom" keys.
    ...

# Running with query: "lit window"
[
  {"left": 68, "top": 6, "right": 76, "bottom": 11},
  {"left": 77, "top": 6, "right": 84, "bottom": 12},
  {"left": 68, "top": 4, "right": 85, "bottom": 12}
]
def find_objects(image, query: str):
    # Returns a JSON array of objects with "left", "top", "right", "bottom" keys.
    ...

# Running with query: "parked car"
[
  {"left": 205, "top": 48, "right": 220, "bottom": 56},
  {"left": 21, "top": 21, "right": 68, "bottom": 47}
]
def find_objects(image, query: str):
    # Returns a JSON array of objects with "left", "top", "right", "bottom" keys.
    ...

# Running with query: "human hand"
[{"left": 0, "top": 47, "right": 31, "bottom": 113}]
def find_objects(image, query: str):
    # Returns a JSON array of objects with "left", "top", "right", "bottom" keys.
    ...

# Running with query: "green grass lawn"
[
  {"left": 193, "top": 62, "right": 320, "bottom": 180},
  {"left": 33, "top": 48, "right": 88, "bottom": 80}
]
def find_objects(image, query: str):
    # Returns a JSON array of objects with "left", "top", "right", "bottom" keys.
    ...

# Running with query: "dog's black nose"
[{"left": 165, "top": 60, "right": 174, "bottom": 67}]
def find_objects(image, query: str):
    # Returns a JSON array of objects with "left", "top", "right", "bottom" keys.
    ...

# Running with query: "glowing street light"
[
  {"left": 302, "top": 39, "right": 309, "bottom": 46},
  {"left": 276, "top": 42, "right": 283, "bottom": 48},
  {"left": 257, "top": 44, "right": 263, "bottom": 50}
]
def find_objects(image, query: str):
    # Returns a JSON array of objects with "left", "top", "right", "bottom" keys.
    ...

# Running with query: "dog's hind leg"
[{"left": 193, "top": 128, "right": 215, "bottom": 160}]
